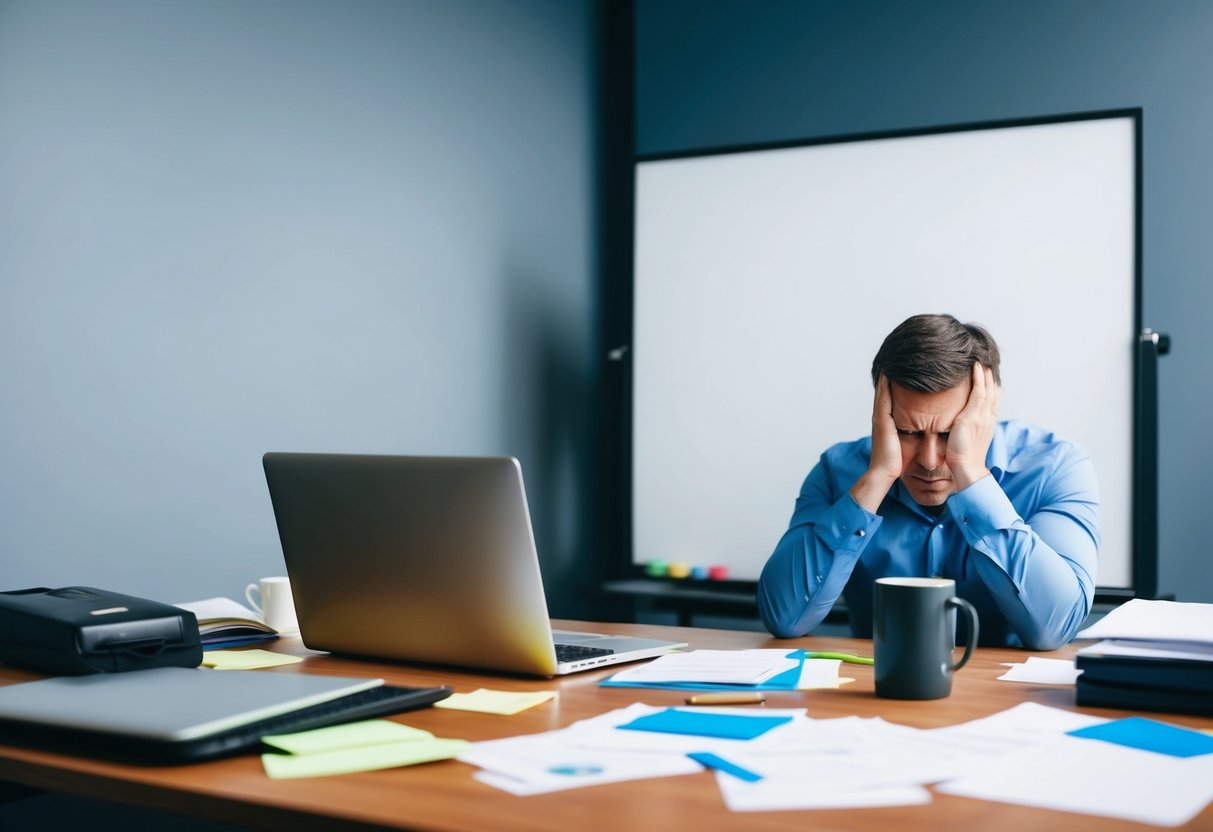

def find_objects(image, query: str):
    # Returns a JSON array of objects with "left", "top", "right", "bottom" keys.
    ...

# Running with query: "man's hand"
[
  {"left": 946, "top": 362, "right": 999, "bottom": 491},
  {"left": 851, "top": 374, "right": 903, "bottom": 513}
]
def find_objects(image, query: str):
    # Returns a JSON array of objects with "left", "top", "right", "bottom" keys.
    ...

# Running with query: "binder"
[
  {"left": 1075, "top": 676, "right": 1213, "bottom": 718},
  {"left": 1075, "top": 643, "right": 1213, "bottom": 718}
]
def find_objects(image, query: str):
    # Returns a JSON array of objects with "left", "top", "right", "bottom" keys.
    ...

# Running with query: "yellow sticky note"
[
  {"left": 201, "top": 649, "right": 303, "bottom": 670},
  {"left": 433, "top": 688, "right": 556, "bottom": 715},
  {"left": 262, "top": 720, "right": 433, "bottom": 755},
  {"left": 261, "top": 738, "right": 469, "bottom": 780}
]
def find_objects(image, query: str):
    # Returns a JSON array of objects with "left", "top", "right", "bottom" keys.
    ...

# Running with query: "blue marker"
[{"left": 688, "top": 752, "right": 762, "bottom": 783}]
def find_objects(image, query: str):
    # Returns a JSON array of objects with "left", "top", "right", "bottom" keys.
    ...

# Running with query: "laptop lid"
[
  {"left": 0, "top": 666, "right": 451, "bottom": 763},
  {"left": 0, "top": 666, "right": 381, "bottom": 742},
  {"left": 262, "top": 453, "right": 684, "bottom": 676}
]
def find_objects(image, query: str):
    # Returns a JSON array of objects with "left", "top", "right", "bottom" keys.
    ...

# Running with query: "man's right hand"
[{"left": 850, "top": 374, "right": 902, "bottom": 513}]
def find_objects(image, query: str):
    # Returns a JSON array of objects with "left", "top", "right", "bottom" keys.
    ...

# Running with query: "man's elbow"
[
  {"left": 765, "top": 618, "right": 806, "bottom": 639},
  {"left": 1019, "top": 632, "right": 1069, "bottom": 652},
  {"left": 757, "top": 587, "right": 810, "bottom": 638},
  {"left": 1018, "top": 604, "right": 1089, "bottom": 652}
]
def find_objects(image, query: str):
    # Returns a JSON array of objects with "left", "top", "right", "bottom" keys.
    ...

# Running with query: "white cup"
[{"left": 245, "top": 576, "right": 299, "bottom": 634}]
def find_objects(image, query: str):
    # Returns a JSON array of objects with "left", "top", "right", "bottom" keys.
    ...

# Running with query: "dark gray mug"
[{"left": 873, "top": 577, "right": 979, "bottom": 700}]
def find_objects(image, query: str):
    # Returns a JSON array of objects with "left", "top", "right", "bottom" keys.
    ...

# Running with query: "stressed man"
[{"left": 757, "top": 314, "right": 1099, "bottom": 650}]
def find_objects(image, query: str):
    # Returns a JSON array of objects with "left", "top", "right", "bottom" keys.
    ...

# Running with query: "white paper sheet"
[
  {"left": 716, "top": 774, "right": 932, "bottom": 812},
  {"left": 605, "top": 649, "right": 799, "bottom": 685},
  {"left": 937, "top": 734, "right": 1213, "bottom": 827},
  {"left": 997, "top": 656, "right": 1082, "bottom": 684},
  {"left": 798, "top": 658, "right": 843, "bottom": 689},
  {"left": 1079, "top": 639, "right": 1213, "bottom": 662},
  {"left": 1077, "top": 598, "right": 1213, "bottom": 644}
]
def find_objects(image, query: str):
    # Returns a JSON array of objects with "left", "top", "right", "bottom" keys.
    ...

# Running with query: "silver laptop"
[
  {"left": 0, "top": 666, "right": 448, "bottom": 762},
  {"left": 262, "top": 453, "right": 686, "bottom": 676}
]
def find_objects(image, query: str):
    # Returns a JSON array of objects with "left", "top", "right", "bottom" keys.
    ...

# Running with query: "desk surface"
[{"left": 2, "top": 620, "right": 1211, "bottom": 832}]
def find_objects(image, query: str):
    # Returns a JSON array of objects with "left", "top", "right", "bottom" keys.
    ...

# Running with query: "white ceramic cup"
[{"left": 244, "top": 576, "right": 299, "bottom": 634}]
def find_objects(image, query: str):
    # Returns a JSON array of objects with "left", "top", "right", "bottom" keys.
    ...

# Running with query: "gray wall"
[
  {"left": 0, "top": 0, "right": 599, "bottom": 616},
  {"left": 635, "top": 0, "right": 1213, "bottom": 602}
]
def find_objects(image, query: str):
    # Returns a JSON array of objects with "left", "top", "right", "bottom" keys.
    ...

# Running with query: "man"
[{"left": 757, "top": 314, "right": 1099, "bottom": 650}]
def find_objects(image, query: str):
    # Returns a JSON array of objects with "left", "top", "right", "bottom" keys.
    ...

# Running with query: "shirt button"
[{"left": 856, "top": 529, "right": 865, "bottom": 537}]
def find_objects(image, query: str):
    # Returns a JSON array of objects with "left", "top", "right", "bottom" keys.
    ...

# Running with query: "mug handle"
[
  {"left": 245, "top": 583, "right": 263, "bottom": 615},
  {"left": 945, "top": 596, "right": 979, "bottom": 671}
]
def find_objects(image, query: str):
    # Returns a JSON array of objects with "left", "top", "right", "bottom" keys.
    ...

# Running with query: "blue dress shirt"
[{"left": 757, "top": 420, "right": 1099, "bottom": 650}]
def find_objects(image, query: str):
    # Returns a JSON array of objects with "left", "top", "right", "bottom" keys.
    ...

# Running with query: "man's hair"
[{"left": 870, "top": 314, "right": 1001, "bottom": 392}]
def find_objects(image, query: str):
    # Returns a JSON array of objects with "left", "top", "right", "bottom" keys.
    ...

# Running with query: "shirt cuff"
[
  {"left": 814, "top": 492, "right": 882, "bottom": 554},
  {"left": 949, "top": 474, "right": 1021, "bottom": 545}
]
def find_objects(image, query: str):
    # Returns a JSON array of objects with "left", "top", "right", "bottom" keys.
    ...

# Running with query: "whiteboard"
[{"left": 632, "top": 114, "right": 1138, "bottom": 588}]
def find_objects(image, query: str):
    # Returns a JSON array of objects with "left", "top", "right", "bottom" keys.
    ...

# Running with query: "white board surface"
[{"left": 633, "top": 116, "right": 1136, "bottom": 587}]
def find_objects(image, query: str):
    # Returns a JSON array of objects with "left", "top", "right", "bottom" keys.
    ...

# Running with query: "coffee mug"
[
  {"left": 873, "top": 577, "right": 979, "bottom": 700},
  {"left": 245, "top": 576, "right": 299, "bottom": 634}
]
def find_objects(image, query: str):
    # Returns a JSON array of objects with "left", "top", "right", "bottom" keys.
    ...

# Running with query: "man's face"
[{"left": 889, "top": 380, "right": 971, "bottom": 507}]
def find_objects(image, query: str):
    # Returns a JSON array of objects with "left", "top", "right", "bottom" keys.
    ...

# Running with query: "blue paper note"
[
  {"left": 688, "top": 751, "right": 763, "bottom": 782},
  {"left": 1068, "top": 717, "right": 1213, "bottom": 758},
  {"left": 618, "top": 708, "right": 792, "bottom": 740}
]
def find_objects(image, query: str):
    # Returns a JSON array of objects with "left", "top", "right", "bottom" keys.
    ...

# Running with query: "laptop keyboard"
[
  {"left": 197, "top": 684, "right": 451, "bottom": 758},
  {"left": 555, "top": 643, "right": 615, "bottom": 663}
]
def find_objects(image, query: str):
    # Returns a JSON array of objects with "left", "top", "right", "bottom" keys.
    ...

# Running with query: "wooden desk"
[{"left": 2, "top": 621, "right": 1211, "bottom": 831}]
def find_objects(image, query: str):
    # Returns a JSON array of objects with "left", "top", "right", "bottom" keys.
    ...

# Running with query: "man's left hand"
[{"left": 946, "top": 362, "right": 999, "bottom": 491}]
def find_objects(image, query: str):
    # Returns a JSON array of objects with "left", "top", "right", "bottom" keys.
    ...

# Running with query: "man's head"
[
  {"left": 871, "top": 314, "right": 1000, "bottom": 392},
  {"left": 871, "top": 314, "right": 1001, "bottom": 508}
]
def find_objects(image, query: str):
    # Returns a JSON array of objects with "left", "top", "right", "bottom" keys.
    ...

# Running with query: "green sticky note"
[
  {"left": 261, "top": 738, "right": 470, "bottom": 780},
  {"left": 262, "top": 720, "right": 433, "bottom": 755},
  {"left": 201, "top": 649, "right": 303, "bottom": 670},
  {"left": 432, "top": 688, "right": 556, "bottom": 715}
]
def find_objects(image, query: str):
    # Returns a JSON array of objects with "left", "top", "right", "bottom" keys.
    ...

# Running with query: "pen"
[
  {"left": 684, "top": 691, "right": 768, "bottom": 706},
  {"left": 805, "top": 651, "right": 875, "bottom": 666},
  {"left": 688, "top": 752, "right": 763, "bottom": 782}
]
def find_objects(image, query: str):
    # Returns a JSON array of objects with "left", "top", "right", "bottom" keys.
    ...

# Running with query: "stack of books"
[{"left": 1074, "top": 599, "right": 1213, "bottom": 717}]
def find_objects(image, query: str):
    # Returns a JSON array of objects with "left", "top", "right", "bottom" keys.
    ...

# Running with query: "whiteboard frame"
[{"left": 616, "top": 109, "right": 1152, "bottom": 601}]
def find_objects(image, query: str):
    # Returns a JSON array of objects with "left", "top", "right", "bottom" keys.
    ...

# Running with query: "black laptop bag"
[{"left": 0, "top": 586, "right": 203, "bottom": 674}]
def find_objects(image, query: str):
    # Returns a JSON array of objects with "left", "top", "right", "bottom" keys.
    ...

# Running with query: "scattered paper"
[
  {"left": 937, "top": 734, "right": 1213, "bottom": 826},
  {"left": 717, "top": 775, "right": 932, "bottom": 813},
  {"left": 799, "top": 658, "right": 844, "bottom": 689},
  {"left": 262, "top": 720, "right": 432, "bottom": 755},
  {"left": 606, "top": 650, "right": 800, "bottom": 686},
  {"left": 1077, "top": 598, "right": 1213, "bottom": 643},
  {"left": 997, "top": 656, "right": 1081, "bottom": 685},
  {"left": 1080, "top": 638, "right": 1213, "bottom": 662},
  {"left": 463, "top": 726, "right": 703, "bottom": 794},
  {"left": 434, "top": 689, "right": 555, "bottom": 715},
  {"left": 201, "top": 649, "right": 302, "bottom": 670},
  {"left": 262, "top": 737, "right": 469, "bottom": 780}
]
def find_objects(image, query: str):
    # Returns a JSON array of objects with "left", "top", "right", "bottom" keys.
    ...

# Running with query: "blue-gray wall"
[
  {"left": 635, "top": 0, "right": 1213, "bottom": 603},
  {"left": 0, "top": 0, "right": 599, "bottom": 616}
]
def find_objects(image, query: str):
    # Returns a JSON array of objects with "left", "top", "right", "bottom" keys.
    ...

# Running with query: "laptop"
[
  {"left": 262, "top": 453, "right": 687, "bottom": 676},
  {"left": 0, "top": 666, "right": 451, "bottom": 763}
]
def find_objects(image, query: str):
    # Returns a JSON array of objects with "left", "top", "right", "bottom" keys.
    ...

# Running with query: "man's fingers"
[{"left": 874, "top": 374, "right": 893, "bottom": 422}]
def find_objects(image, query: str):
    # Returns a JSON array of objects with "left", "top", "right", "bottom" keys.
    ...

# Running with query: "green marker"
[{"left": 805, "top": 651, "right": 874, "bottom": 666}]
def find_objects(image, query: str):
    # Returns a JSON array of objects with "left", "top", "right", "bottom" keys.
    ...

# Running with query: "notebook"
[
  {"left": 0, "top": 666, "right": 451, "bottom": 763},
  {"left": 262, "top": 453, "right": 687, "bottom": 676}
]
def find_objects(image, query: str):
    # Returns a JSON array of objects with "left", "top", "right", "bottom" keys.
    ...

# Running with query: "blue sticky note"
[
  {"left": 1068, "top": 717, "right": 1213, "bottom": 758},
  {"left": 618, "top": 708, "right": 792, "bottom": 740}
]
